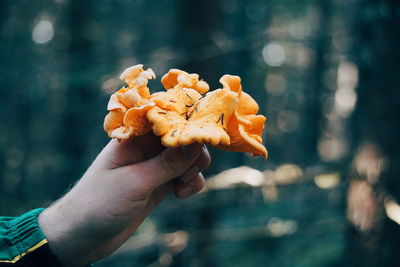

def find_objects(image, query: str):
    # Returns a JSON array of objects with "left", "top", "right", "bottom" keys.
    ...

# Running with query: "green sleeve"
[{"left": 0, "top": 208, "right": 48, "bottom": 263}]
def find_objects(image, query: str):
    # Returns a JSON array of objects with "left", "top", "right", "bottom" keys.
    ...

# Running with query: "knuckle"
[
  {"left": 160, "top": 149, "right": 181, "bottom": 176},
  {"left": 180, "top": 165, "right": 199, "bottom": 183}
]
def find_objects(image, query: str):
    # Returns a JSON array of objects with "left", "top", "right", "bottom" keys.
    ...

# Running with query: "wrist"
[{"left": 38, "top": 200, "right": 95, "bottom": 267}]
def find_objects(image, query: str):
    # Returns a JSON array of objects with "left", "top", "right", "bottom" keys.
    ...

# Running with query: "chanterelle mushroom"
[
  {"left": 104, "top": 65, "right": 268, "bottom": 159},
  {"left": 104, "top": 64, "right": 155, "bottom": 140}
]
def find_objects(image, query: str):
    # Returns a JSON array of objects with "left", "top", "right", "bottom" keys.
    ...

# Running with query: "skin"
[{"left": 38, "top": 133, "right": 211, "bottom": 266}]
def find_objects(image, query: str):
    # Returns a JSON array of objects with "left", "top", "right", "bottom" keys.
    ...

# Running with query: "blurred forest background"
[{"left": 1, "top": 0, "right": 400, "bottom": 266}]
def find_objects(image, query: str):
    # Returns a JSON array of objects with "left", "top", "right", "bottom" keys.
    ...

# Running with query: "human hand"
[{"left": 38, "top": 133, "right": 210, "bottom": 266}]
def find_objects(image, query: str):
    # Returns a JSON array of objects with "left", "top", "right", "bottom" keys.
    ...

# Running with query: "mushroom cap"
[
  {"left": 147, "top": 89, "right": 238, "bottom": 147},
  {"left": 161, "top": 69, "right": 209, "bottom": 94},
  {"left": 104, "top": 65, "right": 156, "bottom": 140},
  {"left": 216, "top": 74, "right": 268, "bottom": 159}
]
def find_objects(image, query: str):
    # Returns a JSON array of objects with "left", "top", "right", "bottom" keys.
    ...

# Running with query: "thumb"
[{"left": 137, "top": 143, "right": 203, "bottom": 188}]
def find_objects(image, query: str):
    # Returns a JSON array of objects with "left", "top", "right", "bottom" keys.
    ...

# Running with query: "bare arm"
[{"left": 38, "top": 133, "right": 210, "bottom": 266}]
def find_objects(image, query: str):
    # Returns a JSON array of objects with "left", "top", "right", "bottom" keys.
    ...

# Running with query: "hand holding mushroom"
[
  {"left": 37, "top": 65, "right": 267, "bottom": 267},
  {"left": 39, "top": 133, "right": 210, "bottom": 266}
]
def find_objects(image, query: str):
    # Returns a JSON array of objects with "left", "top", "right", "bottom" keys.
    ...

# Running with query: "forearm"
[
  {"left": 37, "top": 171, "right": 151, "bottom": 267},
  {"left": 38, "top": 197, "right": 96, "bottom": 267}
]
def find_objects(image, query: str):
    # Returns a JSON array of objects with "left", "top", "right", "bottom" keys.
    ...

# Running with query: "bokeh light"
[
  {"left": 32, "top": 20, "right": 54, "bottom": 44},
  {"left": 262, "top": 43, "right": 286, "bottom": 67}
]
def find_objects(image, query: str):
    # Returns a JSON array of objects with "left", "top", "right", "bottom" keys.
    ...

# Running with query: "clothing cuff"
[
  {"left": 8, "top": 208, "right": 47, "bottom": 256},
  {"left": 0, "top": 208, "right": 62, "bottom": 266}
]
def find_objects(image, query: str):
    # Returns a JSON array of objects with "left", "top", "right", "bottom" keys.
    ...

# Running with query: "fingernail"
[
  {"left": 177, "top": 185, "right": 194, "bottom": 199},
  {"left": 180, "top": 143, "right": 201, "bottom": 159}
]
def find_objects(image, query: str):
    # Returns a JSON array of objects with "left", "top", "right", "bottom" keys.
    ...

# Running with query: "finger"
[
  {"left": 196, "top": 145, "right": 211, "bottom": 170},
  {"left": 179, "top": 164, "right": 199, "bottom": 183},
  {"left": 133, "top": 133, "right": 165, "bottom": 159},
  {"left": 132, "top": 143, "right": 203, "bottom": 188},
  {"left": 178, "top": 146, "right": 210, "bottom": 183},
  {"left": 98, "top": 133, "right": 164, "bottom": 169},
  {"left": 175, "top": 172, "right": 206, "bottom": 199},
  {"left": 145, "top": 181, "right": 175, "bottom": 213}
]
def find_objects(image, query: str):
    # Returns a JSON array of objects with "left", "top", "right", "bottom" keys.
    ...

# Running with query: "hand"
[{"left": 38, "top": 133, "right": 210, "bottom": 266}]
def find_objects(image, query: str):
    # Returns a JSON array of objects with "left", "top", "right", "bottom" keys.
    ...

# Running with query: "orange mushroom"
[
  {"left": 119, "top": 64, "right": 155, "bottom": 98},
  {"left": 148, "top": 88, "right": 238, "bottom": 147},
  {"left": 103, "top": 65, "right": 268, "bottom": 159},
  {"left": 161, "top": 69, "right": 209, "bottom": 95},
  {"left": 217, "top": 75, "right": 268, "bottom": 159},
  {"left": 147, "top": 69, "right": 238, "bottom": 147},
  {"left": 103, "top": 64, "right": 155, "bottom": 140}
]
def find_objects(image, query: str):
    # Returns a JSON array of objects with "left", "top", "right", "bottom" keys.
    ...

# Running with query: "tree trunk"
[{"left": 345, "top": 0, "right": 400, "bottom": 266}]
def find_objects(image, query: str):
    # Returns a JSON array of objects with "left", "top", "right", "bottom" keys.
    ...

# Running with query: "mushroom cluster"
[{"left": 104, "top": 65, "right": 268, "bottom": 159}]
